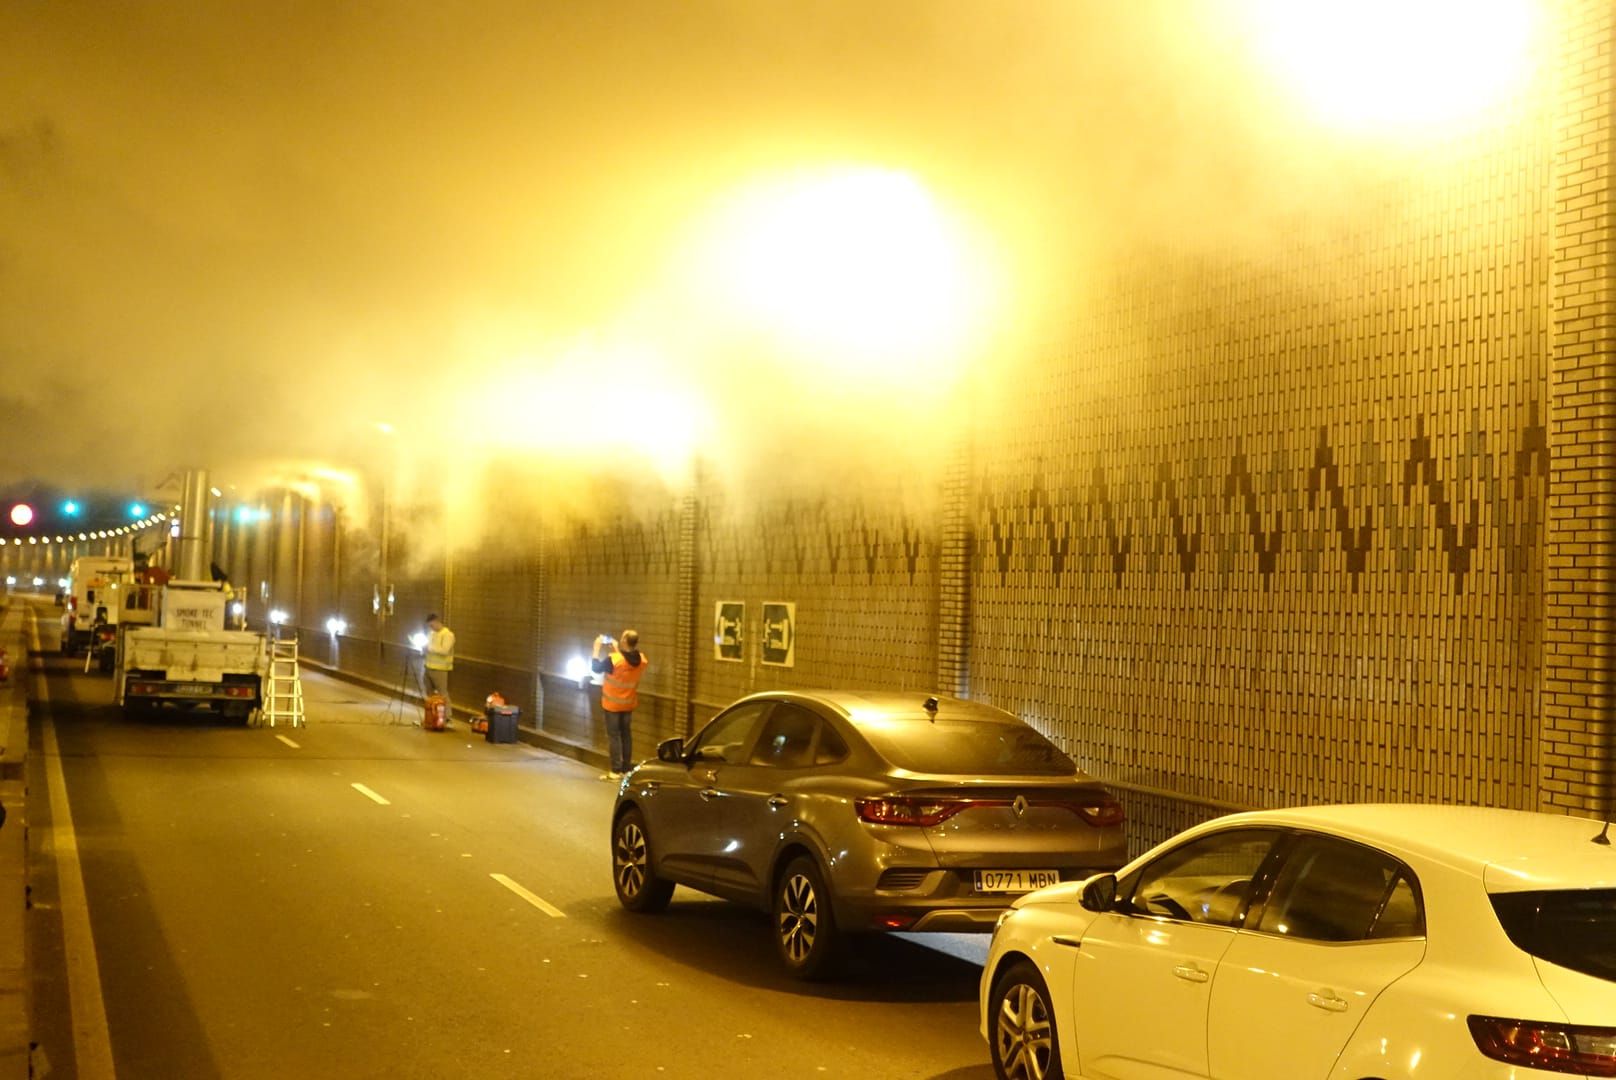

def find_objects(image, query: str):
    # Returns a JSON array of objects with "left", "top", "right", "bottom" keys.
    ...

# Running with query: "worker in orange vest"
[{"left": 591, "top": 629, "right": 647, "bottom": 780}]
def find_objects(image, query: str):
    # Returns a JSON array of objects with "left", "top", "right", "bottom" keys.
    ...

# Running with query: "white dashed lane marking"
[
  {"left": 490, "top": 873, "right": 567, "bottom": 918},
  {"left": 276, "top": 735, "right": 301, "bottom": 749},
  {"left": 351, "top": 783, "right": 391, "bottom": 805}
]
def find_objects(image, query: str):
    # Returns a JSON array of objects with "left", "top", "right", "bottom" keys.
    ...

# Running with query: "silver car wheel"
[
  {"left": 778, "top": 871, "right": 818, "bottom": 963},
  {"left": 996, "top": 980, "right": 1054, "bottom": 1080},
  {"left": 615, "top": 820, "right": 648, "bottom": 899}
]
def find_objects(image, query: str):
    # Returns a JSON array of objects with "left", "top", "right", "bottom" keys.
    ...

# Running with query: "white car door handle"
[
  {"left": 1307, "top": 991, "right": 1349, "bottom": 1013},
  {"left": 767, "top": 794, "right": 788, "bottom": 809},
  {"left": 1172, "top": 964, "right": 1210, "bottom": 983},
  {"left": 699, "top": 788, "right": 720, "bottom": 802}
]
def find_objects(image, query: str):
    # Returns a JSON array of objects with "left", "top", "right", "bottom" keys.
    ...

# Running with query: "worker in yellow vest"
[
  {"left": 591, "top": 629, "right": 647, "bottom": 780},
  {"left": 424, "top": 613, "right": 456, "bottom": 716}
]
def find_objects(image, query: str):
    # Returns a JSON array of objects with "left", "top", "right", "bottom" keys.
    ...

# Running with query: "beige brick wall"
[{"left": 1543, "top": 0, "right": 1615, "bottom": 814}]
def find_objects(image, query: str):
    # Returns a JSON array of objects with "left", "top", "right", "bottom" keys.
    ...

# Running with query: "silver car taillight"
[
  {"left": 855, "top": 795, "right": 1125, "bottom": 828},
  {"left": 856, "top": 797, "right": 972, "bottom": 826},
  {"left": 1468, "top": 1015, "right": 1616, "bottom": 1075}
]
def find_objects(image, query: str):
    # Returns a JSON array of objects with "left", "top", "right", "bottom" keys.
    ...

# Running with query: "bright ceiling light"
[
  {"left": 691, "top": 166, "right": 996, "bottom": 376},
  {"left": 1243, "top": 0, "right": 1539, "bottom": 134}
]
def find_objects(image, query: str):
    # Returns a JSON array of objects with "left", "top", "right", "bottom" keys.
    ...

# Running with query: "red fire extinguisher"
[
  {"left": 423, "top": 693, "right": 449, "bottom": 731},
  {"left": 0, "top": 648, "right": 9, "bottom": 684}
]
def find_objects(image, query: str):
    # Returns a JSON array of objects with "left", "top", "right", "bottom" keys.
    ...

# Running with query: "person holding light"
[{"left": 591, "top": 629, "right": 647, "bottom": 780}]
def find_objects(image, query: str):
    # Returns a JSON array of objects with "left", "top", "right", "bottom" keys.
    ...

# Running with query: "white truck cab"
[{"left": 61, "top": 556, "right": 134, "bottom": 656}]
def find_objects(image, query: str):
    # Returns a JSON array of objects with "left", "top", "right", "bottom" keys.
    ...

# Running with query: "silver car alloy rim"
[
  {"left": 615, "top": 822, "right": 647, "bottom": 898},
  {"left": 996, "top": 982, "right": 1053, "bottom": 1080},
  {"left": 779, "top": 872, "right": 818, "bottom": 963}
]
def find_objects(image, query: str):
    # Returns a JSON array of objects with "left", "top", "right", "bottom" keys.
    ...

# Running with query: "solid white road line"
[
  {"left": 31, "top": 610, "right": 119, "bottom": 1079},
  {"left": 350, "top": 783, "right": 390, "bottom": 805},
  {"left": 275, "top": 735, "right": 301, "bottom": 749},
  {"left": 490, "top": 873, "right": 567, "bottom": 918}
]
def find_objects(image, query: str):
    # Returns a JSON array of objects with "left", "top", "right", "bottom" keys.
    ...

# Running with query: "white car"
[{"left": 981, "top": 804, "right": 1616, "bottom": 1079}]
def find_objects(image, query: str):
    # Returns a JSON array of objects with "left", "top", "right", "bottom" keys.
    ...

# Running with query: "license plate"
[
  {"left": 974, "top": 869, "right": 1060, "bottom": 893},
  {"left": 172, "top": 683, "right": 214, "bottom": 696}
]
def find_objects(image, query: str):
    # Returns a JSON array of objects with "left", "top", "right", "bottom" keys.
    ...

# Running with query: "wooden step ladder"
[{"left": 263, "top": 630, "right": 305, "bottom": 728}]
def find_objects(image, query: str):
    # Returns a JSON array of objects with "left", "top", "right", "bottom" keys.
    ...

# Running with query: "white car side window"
[
  {"left": 1255, "top": 836, "right": 1424, "bottom": 942},
  {"left": 1125, "top": 829, "right": 1280, "bottom": 926}
]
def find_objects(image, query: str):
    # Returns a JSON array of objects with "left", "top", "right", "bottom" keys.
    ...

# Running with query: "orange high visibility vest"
[{"left": 602, "top": 651, "right": 647, "bottom": 713}]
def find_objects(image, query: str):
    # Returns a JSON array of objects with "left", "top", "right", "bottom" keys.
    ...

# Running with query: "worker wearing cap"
[{"left": 591, "top": 629, "right": 647, "bottom": 780}]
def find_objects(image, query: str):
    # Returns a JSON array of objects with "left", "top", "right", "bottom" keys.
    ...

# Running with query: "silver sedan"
[{"left": 610, "top": 689, "right": 1127, "bottom": 978}]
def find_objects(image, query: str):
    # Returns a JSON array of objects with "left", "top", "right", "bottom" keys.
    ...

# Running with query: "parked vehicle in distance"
[
  {"left": 611, "top": 690, "right": 1126, "bottom": 979},
  {"left": 60, "top": 555, "right": 133, "bottom": 656},
  {"left": 982, "top": 804, "right": 1616, "bottom": 1080}
]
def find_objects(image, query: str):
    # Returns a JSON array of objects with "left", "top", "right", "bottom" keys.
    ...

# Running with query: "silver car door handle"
[
  {"left": 1051, "top": 935, "right": 1083, "bottom": 949},
  {"left": 639, "top": 780, "right": 660, "bottom": 793},
  {"left": 699, "top": 788, "right": 720, "bottom": 801},
  {"left": 1172, "top": 964, "right": 1210, "bottom": 983},
  {"left": 1307, "top": 991, "right": 1349, "bottom": 1013},
  {"left": 767, "top": 794, "right": 788, "bottom": 809}
]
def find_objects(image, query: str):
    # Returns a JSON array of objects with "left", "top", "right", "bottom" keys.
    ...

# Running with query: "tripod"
[{"left": 382, "top": 651, "right": 427, "bottom": 726}]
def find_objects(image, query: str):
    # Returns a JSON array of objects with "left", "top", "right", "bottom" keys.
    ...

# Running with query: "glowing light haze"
[
  {"left": 1242, "top": 0, "right": 1539, "bottom": 134},
  {"left": 0, "top": 0, "right": 1551, "bottom": 512}
]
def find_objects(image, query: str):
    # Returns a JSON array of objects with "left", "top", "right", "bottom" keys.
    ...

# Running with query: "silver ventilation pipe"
[{"left": 175, "top": 469, "right": 212, "bottom": 582}]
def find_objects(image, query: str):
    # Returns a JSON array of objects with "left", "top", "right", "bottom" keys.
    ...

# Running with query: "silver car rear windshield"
[
  {"left": 1490, "top": 889, "right": 1616, "bottom": 983},
  {"left": 856, "top": 718, "right": 1076, "bottom": 776}
]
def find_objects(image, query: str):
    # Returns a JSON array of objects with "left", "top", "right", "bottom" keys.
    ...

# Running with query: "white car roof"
[{"left": 1204, "top": 804, "right": 1616, "bottom": 891}]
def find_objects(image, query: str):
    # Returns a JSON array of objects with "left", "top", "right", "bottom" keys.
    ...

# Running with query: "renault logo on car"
[{"left": 1012, "top": 795, "right": 1029, "bottom": 818}]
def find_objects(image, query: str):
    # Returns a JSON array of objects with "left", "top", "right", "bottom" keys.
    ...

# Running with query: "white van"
[{"left": 61, "top": 556, "right": 134, "bottom": 656}]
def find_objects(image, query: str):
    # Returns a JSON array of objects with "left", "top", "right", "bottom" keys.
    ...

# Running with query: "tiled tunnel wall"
[{"left": 141, "top": 0, "right": 1613, "bottom": 849}]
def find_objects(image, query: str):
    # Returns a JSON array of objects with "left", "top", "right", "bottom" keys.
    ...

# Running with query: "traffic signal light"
[{"left": 7, "top": 504, "right": 33, "bottom": 527}]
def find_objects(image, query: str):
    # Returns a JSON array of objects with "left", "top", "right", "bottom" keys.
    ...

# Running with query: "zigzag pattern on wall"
[
  {"left": 980, "top": 415, "right": 1549, "bottom": 592},
  {"left": 556, "top": 508, "right": 682, "bottom": 577},
  {"left": 700, "top": 499, "right": 931, "bottom": 584}
]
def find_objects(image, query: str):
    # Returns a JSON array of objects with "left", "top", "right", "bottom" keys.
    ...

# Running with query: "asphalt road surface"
[{"left": 23, "top": 604, "right": 994, "bottom": 1080}]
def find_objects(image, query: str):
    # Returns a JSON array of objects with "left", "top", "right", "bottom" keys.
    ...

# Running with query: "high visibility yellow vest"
[{"left": 602, "top": 651, "right": 647, "bottom": 713}]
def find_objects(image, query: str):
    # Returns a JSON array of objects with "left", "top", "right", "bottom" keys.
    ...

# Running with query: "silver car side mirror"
[{"left": 656, "top": 737, "right": 685, "bottom": 763}]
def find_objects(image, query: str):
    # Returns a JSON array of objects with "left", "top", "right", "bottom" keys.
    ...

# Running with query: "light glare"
[
  {"left": 1244, "top": 0, "right": 1538, "bottom": 134},
  {"left": 693, "top": 166, "right": 994, "bottom": 376}
]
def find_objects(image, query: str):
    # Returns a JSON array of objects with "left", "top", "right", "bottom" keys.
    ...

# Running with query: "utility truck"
[
  {"left": 116, "top": 580, "right": 267, "bottom": 721},
  {"left": 60, "top": 556, "right": 135, "bottom": 656},
  {"left": 81, "top": 569, "right": 163, "bottom": 674}
]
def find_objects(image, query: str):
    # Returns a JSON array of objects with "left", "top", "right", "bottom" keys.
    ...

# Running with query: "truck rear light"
[
  {"left": 129, "top": 682, "right": 157, "bottom": 696},
  {"left": 223, "top": 686, "right": 255, "bottom": 698},
  {"left": 1469, "top": 1015, "right": 1616, "bottom": 1076}
]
